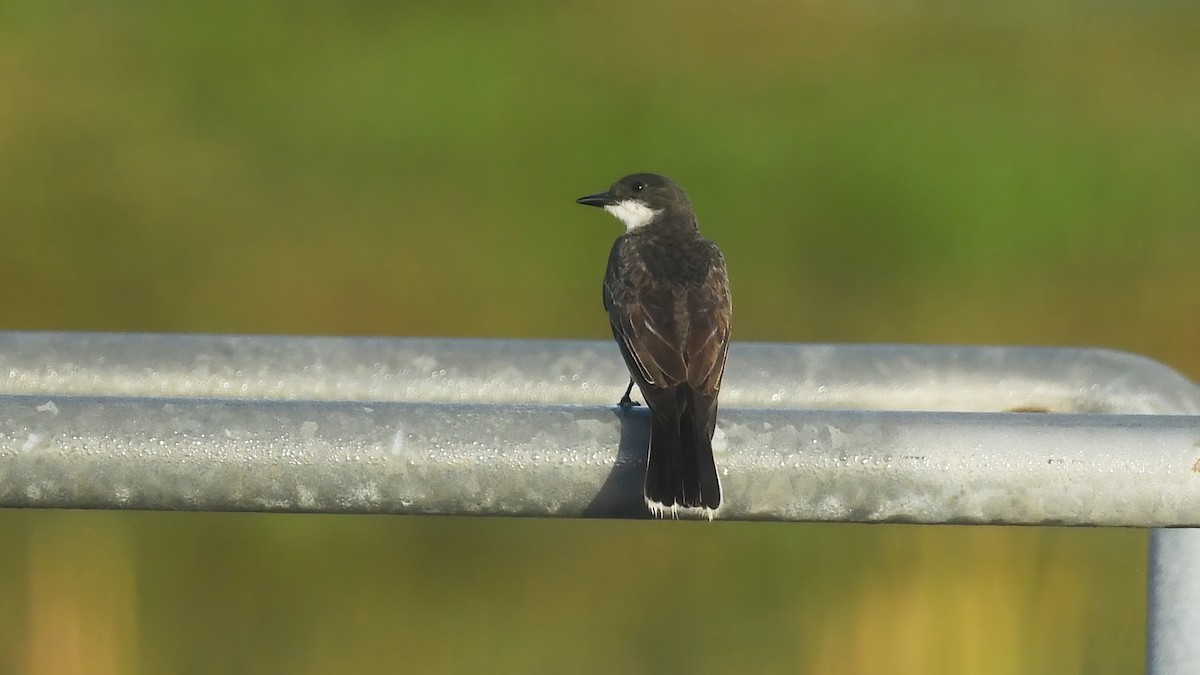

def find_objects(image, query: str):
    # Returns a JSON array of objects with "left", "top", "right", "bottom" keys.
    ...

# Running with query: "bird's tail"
[{"left": 644, "top": 388, "right": 722, "bottom": 518}]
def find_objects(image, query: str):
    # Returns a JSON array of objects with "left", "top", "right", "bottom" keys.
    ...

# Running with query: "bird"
[{"left": 576, "top": 173, "right": 732, "bottom": 519}]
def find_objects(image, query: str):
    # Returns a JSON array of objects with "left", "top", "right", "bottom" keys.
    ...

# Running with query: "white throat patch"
[{"left": 603, "top": 200, "right": 662, "bottom": 232}]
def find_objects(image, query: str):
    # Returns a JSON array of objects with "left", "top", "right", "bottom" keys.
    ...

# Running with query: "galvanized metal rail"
[{"left": 0, "top": 333, "right": 1196, "bottom": 672}]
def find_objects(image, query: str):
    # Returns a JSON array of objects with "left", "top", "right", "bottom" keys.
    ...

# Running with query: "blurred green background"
[{"left": 1, "top": 2, "right": 1198, "bottom": 673}]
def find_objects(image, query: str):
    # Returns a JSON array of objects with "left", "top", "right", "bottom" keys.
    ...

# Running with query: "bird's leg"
[{"left": 618, "top": 379, "right": 641, "bottom": 410}]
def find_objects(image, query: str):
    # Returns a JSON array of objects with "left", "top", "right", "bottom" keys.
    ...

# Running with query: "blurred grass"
[
  {"left": 0, "top": 512, "right": 1148, "bottom": 675},
  {"left": 0, "top": 1, "right": 1197, "bottom": 673}
]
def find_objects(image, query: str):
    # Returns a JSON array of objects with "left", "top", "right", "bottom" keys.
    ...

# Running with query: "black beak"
[{"left": 576, "top": 191, "right": 614, "bottom": 207}]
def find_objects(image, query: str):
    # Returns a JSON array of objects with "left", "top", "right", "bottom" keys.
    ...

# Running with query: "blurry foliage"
[{"left": 0, "top": 1, "right": 1197, "bottom": 673}]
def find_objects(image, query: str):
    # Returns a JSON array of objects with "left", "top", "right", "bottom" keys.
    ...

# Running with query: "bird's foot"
[{"left": 617, "top": 379, "right": 641, "bottom": 410}]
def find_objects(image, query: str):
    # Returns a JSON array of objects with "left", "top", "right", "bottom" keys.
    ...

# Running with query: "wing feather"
[{"left": 605, "top": 236, "right": 730, "bottom": 393}]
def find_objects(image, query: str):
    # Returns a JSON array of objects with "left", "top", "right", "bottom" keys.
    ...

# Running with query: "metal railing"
[{"left": 0, "top": 332, "right": 1196, "bottom": 672}]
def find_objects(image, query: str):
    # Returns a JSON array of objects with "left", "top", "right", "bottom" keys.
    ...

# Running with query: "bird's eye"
[{"left": 632, "top": 182, "right": 645, "bottom": 192}]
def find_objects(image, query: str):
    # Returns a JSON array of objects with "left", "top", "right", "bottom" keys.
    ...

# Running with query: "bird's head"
[{"left": 576, "top": 173, "right": 693, "bottom": 231}]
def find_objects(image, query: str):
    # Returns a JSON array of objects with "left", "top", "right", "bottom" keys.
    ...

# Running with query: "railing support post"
[{"left": 1148, "top": 528, "right": 1200, "bottom": 674}]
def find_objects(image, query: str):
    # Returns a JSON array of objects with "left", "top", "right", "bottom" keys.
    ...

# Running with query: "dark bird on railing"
[{"left": 576, "top": 173, "right": 732, "bottom": 519}]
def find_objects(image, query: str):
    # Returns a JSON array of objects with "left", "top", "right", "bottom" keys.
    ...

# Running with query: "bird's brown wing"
[
  {"left": 603, "top": 238, "right": 687, "bottom": 389},
  {"left": 604, "top": 237, "right": 730, "bottom": 392},
  {"left": 684, "top": 242, "right": 732, "bottom": 395}
]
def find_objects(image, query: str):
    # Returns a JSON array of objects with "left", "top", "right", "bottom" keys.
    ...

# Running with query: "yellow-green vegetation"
[{"left": 0, "top": 2, "right": 1196, "bottom": 673}]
